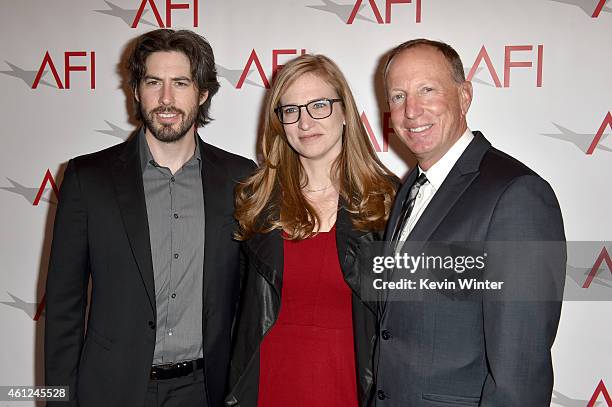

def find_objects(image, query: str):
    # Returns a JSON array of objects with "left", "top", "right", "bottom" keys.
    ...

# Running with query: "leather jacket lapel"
[
  {"left": 245, "top": 229, "right": 284, "bottom": 298},
  {"left": 336, "top": 208, "right": 378, "bottom": 314}
]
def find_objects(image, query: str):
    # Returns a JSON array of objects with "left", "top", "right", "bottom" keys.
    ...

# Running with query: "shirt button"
[
  {"left": 168, "top": 329, "right": 173, "bottom": 336},
  {"left": 381, "top": 330, "right": 391, "bottom": 340},
  {"left": 170, "top": 177, "right": 175, "bottom": 182},
  {"left": 174, "top": 253, "right": 179, "bottom": 259},
  {"left": 148, "top": 320, "right": 155, "bottom": 330},
  {"left": 377, "top": 390, "right": 386, "bottom": 400},
  {"left": 171, "top": 293, "right": 176, "bottom": 299},
  {"left": 173, "top": 213, "right": 179, "bottom": 219}
]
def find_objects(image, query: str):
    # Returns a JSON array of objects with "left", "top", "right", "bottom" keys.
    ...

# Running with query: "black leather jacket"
[{"left": 226, "top": 208, "right": 379, "bottom": 407}]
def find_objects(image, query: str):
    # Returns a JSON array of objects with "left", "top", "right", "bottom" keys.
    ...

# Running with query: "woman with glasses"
[{"left": 226, "top": 54, "right": 397, "bottom": 407}]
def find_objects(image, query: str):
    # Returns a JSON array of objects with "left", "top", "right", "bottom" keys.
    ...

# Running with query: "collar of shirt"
[
  {"left": 138, "top": 127, "right": 202, "bottom": 173},
  {"left": 418, "top": 128, "right": 474, "bottom": 191},
  {"left": 397, "top": 129, "right": 475, "bottom": 245}
]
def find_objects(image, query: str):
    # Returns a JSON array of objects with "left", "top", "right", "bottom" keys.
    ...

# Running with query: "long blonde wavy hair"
[{"left": 235, "top": 54, "right": 397, "bottom": 241}]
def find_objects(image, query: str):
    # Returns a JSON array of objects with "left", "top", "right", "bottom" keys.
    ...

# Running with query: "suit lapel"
[
  {"left": 406, "top": 170, "right": 477, "bottom": 242},
  {"left": 408, "top": 132, "right": 490, "bottom": 242},
  {"left": 384, "top": 170, "right": 417, "bottom": 241},
  {"left": 380, "top": 170, "right": 417, "bottom": 314},
  {"left": 200, "top": 139, "right": 284, "bottom": 302},
  {"left": 382, "top": 132, "right": 491, "bottom": 311},
  {"left": 111, "top": 135, "right": 155, "bottom": 312},
  {"left": 200, "top": 140, "right": 231, "bottom": 307}
]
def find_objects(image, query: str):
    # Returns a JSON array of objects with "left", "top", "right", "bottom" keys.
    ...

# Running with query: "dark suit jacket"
[
  {"left": 374, "top": 132, "right": 566, "bottom": 406},
  {"left": 226, "top": 208, "right": 378, "bottom": 407},
  {"left": 44, "top": 133, "right": 256, "bottom": 407}
]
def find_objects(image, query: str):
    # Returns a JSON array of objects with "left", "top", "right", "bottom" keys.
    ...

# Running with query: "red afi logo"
[
  {"left": 34, "top": 170, "right": 60, "bottom": 206},
  {"left": 132, "top": 0, "right": 198, "bottom": 27},
  {"left": 466, "top": 45, "right": 543, "bottom": 88},
  {"left": 593, "top": 0, "right": 609, "bottom": 17},
  {"left": 587, "top": 380, "right": 612, "bottom": 407},
  {"left": 34, "top": 295, "right": 46, "bottom": 321},
  {"left": 587, "top": 112, "right": 612, "bottom": 155},
  {"left": 32, "top": 51, "right": 96, "bottom": 89},
  {"left": 347, "top": 0, "right": 421, "bottom": 23},
  {"left": 582, "top": 247, "right": 612, "bottom": 288},
  {"left": 236, "top": 49, "right": 308, "bottom": 89},
  {"left": 361, "top": 112, "right": 391, "bottom": 153}
]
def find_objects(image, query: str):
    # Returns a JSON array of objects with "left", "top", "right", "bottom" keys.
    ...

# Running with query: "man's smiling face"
[
  {"left": 386, "top": 45, "right": 472, "bottom": 170},
  {"left": 136, "top": 51, "right": 207, "bottom": 143}
]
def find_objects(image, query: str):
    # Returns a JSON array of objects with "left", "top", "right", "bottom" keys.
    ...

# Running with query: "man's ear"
[
  {"left": 199, "top": 90, "right": 209, "bottom": 106},
  {"left": 459, "top": 81, "right": 473, "bottom": 116},
  {"left": 134, "top": 86, "right": 140, "bottom": 103}
]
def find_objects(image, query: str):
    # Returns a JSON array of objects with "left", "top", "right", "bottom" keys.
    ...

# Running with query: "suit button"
[
  {"left": 381, "top": 330, "right": 391, "bottom": 340},
  {"left": 377, "top": 390, "right": 386, "bottom": 400},
  {"left": 148, "top": 320, "right": 156, "bottom": 330}
]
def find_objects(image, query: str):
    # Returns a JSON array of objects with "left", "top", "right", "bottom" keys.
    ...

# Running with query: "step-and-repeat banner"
[{"left": 1, "top": 0, "right": 610, "bottom": 405}]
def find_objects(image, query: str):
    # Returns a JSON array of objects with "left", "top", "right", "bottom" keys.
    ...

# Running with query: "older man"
[{"left": 374, "top": 39, "right": 566, "bottom": 406}]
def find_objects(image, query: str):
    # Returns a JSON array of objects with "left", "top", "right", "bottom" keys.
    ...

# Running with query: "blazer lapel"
[
  {"left": 382, "top": 132, "right": 491, "bottom": 311},
  {"left": 384, "top": 170, "right": 417, "bottom": 241},
  {"left": 200, "top": 139, "right": 283, "bottom": 302},
  {"left": 200, "top": 140, "right": 236, "bottom": 309},
  {"left": 380, "top": 170, "right": 417, "bottom": 314},
  {"left": 201, "top": 140, "right": 217, "bottom": 298},
  {"left": 407, "top": 132, "right": 491, "bottom": 242},
  {"left": 111, "top": 135, "right": 155, "bottom": 312},
  {"left": 406, "top": 172, "right": 476, "bottom": 243}
]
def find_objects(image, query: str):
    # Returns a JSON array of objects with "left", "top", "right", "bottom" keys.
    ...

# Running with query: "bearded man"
[{"left": 44, "top": 29, "right": 255, "bottom": 407}]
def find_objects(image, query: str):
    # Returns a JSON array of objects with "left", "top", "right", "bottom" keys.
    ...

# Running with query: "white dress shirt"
[{"left": 398, "top": 129, "right": 475, "bottom": 245}]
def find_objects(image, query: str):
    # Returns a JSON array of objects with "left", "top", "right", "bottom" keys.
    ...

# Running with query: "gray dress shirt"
[{"left": 139, "top": 131, "right": 205, "bottom": 365}]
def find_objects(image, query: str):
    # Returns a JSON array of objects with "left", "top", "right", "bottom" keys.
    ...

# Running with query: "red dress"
[{"left": 257, "top": 226, "right": 359, "bottom": 407}]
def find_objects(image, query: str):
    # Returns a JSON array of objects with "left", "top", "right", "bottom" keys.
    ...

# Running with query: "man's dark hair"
[
  {"left": 384, "top": 38, "right": 466, "bottom": 84},
  {"left": 127, "top": 29, "right": 220, "bottom": 127}
]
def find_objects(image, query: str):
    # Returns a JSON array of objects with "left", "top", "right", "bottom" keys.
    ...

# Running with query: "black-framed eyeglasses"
[{"left": 274, "top": 98, "right": 343, "bottom": 124}]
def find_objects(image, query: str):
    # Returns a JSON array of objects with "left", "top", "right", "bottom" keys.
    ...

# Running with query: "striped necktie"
[{"left": 391, "top": 173, "right": 429, "bottom": 244}]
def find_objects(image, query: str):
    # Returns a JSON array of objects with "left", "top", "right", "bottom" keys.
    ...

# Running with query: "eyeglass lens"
[{"left": 278, "top": 99, "right": 334, "bottom": 124}]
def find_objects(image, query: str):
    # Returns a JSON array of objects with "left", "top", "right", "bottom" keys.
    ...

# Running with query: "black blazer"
[
  {"left": 44, "top": 133, "right": 255, "bottom": 407},
  {"left": 374, "top": 132, "right": 566, "bottom": 406},
  {"left": 226, "top": 208, "right": 378, "bottom": 407}
]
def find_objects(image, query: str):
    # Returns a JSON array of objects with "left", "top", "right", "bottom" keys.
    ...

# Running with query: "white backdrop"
[{"left": 1, "top": 0, "right": 611, "bottom": 405}]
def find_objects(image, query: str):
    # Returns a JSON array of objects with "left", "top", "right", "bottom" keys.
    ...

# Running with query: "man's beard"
[{"left": 141, "top": 104, "right": 198, "bottom": 143}]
